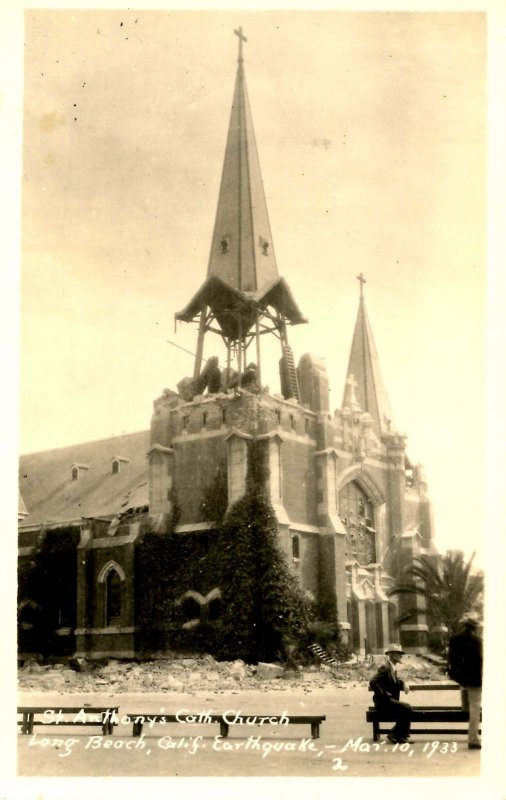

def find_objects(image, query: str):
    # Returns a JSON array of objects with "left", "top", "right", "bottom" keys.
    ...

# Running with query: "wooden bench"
[
  {"left": 366, "top": 706, "right": 480, "bottom": 742},
  {"left": 366, "top": 682, "right": 480, "bottom": 742},
  {"left": 127, "top": 713, "right": 326, "bottom": 739},
  {"left": 17, "top": 706, "right": 119, "bottom": 736},
  {"left": 410, "top": 682, "right": 460, "bottom": 692}
]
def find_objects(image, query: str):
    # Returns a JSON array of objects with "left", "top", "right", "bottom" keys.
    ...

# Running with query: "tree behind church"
[{"left": 388, "top": 550, "right": 483, "bottom": 651}]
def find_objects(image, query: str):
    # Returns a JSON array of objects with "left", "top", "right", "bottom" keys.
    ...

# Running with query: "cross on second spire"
[
  {"left": 357, "top": 272, "right": 366, "bottom": 298},
  {"left": 234, "top": 27, "right": 247, "bottom": 62}
]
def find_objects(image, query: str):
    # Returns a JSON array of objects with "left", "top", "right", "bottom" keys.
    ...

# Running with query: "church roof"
[
  {"left": 176, "top": 31, "right": 306, "bottom": 338},
  {"left": 176, "top": 275, "right": 306, "bottom": 339},
  {"left": 18, "top": 429, "right": 150, "bottom": 529},
  {"left": 342, "top": 283, "right": 394, "bottom": 436}
]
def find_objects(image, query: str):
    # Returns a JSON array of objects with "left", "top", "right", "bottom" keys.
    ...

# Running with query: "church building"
[{"left": 18, "top": 30, "right": 436, "bottom": 661}]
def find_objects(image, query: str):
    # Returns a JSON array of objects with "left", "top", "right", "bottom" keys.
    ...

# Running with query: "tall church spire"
[
  {"left": 176, "top": 30, "right": 306, "bottom": 395},
  {"left": 206, "top": 25, "right": 278, "bottom": 294},
  {"left": 342, "top": 275, "right": 394, "bottom": 435}
]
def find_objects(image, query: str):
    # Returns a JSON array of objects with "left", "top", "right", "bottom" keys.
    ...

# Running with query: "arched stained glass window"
[{"left": 339, "top": 481, "right": 376, "bottom": 564}]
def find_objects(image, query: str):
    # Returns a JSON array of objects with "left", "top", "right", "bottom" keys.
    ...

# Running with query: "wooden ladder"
[{"left": 280, "top": 343, "right": 301, "bottom": 402}]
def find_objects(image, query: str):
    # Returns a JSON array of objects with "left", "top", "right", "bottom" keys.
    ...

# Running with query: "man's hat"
[
  {"left": 385, "top": 644, "right": 405, "bottom": 655},
  {"left": 460, "top": 612, "right": 480, "bottom": 627}
]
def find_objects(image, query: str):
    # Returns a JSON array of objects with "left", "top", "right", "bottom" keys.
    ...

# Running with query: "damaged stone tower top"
[{"left": 175, "top": 27, "right": 306, "bottom": 398}]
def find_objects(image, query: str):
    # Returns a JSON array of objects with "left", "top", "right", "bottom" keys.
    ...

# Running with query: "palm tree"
[{"left": 388, "top": 550, "right": 484, "bottom": 648}]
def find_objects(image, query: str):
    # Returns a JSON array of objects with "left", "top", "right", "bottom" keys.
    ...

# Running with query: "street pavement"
[{"left": 17, "top": 685, "right": 481, "bottom": 778}]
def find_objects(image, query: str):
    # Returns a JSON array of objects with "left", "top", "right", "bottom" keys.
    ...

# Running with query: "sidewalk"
[{"left": 17, "top": 686, "right": 480, "bottom": 777}]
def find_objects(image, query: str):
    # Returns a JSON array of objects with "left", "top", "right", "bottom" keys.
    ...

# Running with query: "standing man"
[
  {"left": 369, "top": 644, "right": 412, "bottom": 744},
  {"left": 447, "top": 613, "right": 483, "bottom": 749}
]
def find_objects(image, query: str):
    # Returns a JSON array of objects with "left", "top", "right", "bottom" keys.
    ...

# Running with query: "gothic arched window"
[
  {"left": 105, "top": 569, "right": 122, "bottom": 626},
  {"left": 339, "top": 481, "right": 376, "bottom": 564}
]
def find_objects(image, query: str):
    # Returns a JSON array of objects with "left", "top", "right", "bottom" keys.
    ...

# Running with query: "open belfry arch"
[
  {"left": 175, "top": 28, "right": 306, "bottom": 401},
  {"left": 18, "top": 28, "right": 438, "bottom": 661}
]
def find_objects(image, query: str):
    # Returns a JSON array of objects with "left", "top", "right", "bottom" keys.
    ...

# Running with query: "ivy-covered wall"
[
  {"left": 18, "top": 527, "right": 80, "bottom": 657},
  {"left": 18, "top": 439, "right": 344, "bottom": 663},
  {"left": 135, "top": 440, "right": 342, "bottom": 663}
]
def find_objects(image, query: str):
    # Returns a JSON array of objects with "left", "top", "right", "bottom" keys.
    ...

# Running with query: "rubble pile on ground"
[
  {"left": 336, "top": 653, "right": 445, "bottom": 683},
  {"left": 18, "top": 652, "right": 445, "bottom": 695}
]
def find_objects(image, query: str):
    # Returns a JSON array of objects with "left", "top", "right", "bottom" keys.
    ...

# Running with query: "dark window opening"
[
  {"left": 304, "top": 418, "right": 309, "bottom": 434},
  {"left": 202, "top": 412, "right": 207, "bottom": 427},
  {"left": 290, "top": 414, "right": 295, "bottom": 431},
  {"left": 105, "top": 570, "right": 122, "bottom": 626},
  {"left": 221, "top": 236, "right": 230, "bottom": 254},
  {"left": 292, "top": 535, "right": 300, "bottom": 559},
  {"left": 208, "top": 597, "right": 222, "bottom": 622},
  {"left": 112, "top": 460, "right": 119, "bottom": 474},
  {"left": 259, "top": 236, "right": 270, "bottom": 255},
  {"left": 182, "top": 597, "right": 201, "bottom": 622},
  {"left": 276, "top": 409, "right": 282, "bottom": 424},
  {"left": 71, "top": 467, "right": 79, "bottom": 481},
  {"left": 222, "top": 408, "right": 227, "bottom": 424},
  {"left": 182, "top": 416, "right": 189, "bottom": 430}
]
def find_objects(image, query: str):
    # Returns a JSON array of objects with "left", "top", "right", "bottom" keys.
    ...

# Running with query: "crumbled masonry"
[{"left": 18, "top": 654, "right": 444, "bottom": 695}]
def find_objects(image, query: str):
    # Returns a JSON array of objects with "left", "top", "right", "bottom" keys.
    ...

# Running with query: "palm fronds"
[{"left": 388, "top": 550, "right": 483, "bottom": 637}]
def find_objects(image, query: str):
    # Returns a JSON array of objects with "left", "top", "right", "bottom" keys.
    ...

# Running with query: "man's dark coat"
[
  {"left": 369, "top": 663, "right": 407, "bottom": 706},
  {"left": 447, "top": 627, "right": 483, "bottom": 687}
]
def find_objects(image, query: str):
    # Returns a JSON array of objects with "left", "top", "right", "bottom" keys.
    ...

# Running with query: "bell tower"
[{"left": 175, "top": 28, "right": 307, "bottom": 400}]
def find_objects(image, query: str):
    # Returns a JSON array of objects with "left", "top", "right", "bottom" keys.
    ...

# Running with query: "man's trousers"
[
  {"left": 374, "top": 698, "right": 412, "bottom": 741},
  {"left": 461, "top": 686, "right": 481, "bottom": 746}
]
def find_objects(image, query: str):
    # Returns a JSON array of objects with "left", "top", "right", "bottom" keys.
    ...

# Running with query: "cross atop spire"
[
  {"left": 357, "top": 272, "right": 366, "bottom": 298},
  {"left": 234, "top": 26, "right": 247, "bottom": 62}
]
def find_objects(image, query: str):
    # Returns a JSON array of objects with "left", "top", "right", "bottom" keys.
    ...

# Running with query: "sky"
[{"left": 18, "top": 9, "right": 487, "bottom": 560}]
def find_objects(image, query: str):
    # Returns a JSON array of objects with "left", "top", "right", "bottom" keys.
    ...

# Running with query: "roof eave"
[
  {"left": 255, "top": 277, "right": 307, "bottom": 326},
  {"left": 175, "top": 276, "right": 253, "bottom": 323}
]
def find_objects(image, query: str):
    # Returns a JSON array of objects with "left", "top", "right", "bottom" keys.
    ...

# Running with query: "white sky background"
[{"left": 20, "top": 10, "right": 486, "bottom": 560}]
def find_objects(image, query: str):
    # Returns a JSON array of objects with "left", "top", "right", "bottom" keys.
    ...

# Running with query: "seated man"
[{"left": 369, "top": 644, "right": 411, "bottom": 744}]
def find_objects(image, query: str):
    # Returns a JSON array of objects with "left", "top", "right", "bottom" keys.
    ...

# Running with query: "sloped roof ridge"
[{"left": 20, "top": 428, "right": 150, "bottom": 458}]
